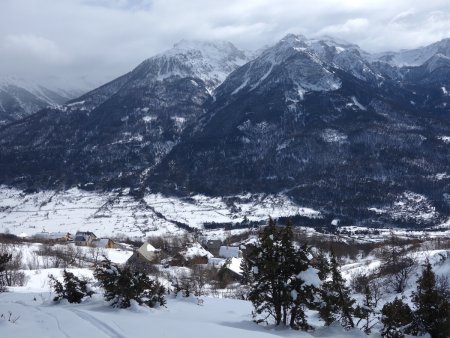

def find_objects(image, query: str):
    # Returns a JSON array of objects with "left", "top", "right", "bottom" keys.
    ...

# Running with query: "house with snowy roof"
[
  {"left": 74, "top": 231, "right": 97, "bottom": 246},
  {"left": 90, "top": 238, "right": 116, "bottom": 249},
  {"left": 172, "top": 242, "right": 213, "bottom": 266},
  {"left": 126, "top": 241, "right": 161, "bottom": 271},
  {"left": 218, "top": 245, "right": 242, "bottom": 258}
]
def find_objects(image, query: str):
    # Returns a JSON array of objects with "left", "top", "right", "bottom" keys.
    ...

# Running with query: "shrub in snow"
[
  {"left": 241, "top": 218, "right": 321, "bottom": 330},
  {"left": 49, "top": 269, "right": 94, "bottom": 303},
  {"left": 380, "top": 297, "right": 413, "bottom": 338},
  {"left": 378, "top": 233, "right": 417, "bottom": 293},
  {"left": 170, "top": 275, "right": 195, "bottom": 298},
  {"left": 354, "top": 282, "right": 379, "bottom": 334},
  {"left": 0, "top": 311, "right": 20, "bottom": 323},
  {"left": 0, "top": 248, "right": 27, "bottom": 287},
  {"left": 94, "top": 258, "right": 166, "bottom": 309}
]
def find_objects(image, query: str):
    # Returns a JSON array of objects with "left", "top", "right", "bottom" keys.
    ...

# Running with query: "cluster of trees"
[
  {"left": 0, "top": 246, "right": 27, "bottom": 288},
  {"left": 241, "top": 219, "right": 450, "bottom": 337},
  {"left": 381, "top": 261, "right": 450, "bottom": 338},
  {"left": 49, "top": 258, "right": 166, "bottom": 309},
  {"left": 241, "top": 219, "right": 357, "bottom": 330}
]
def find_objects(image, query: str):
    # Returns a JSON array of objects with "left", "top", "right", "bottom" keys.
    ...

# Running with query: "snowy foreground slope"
[
  {"left": 0, "top": 293, "right": 369, "bottom": 338},
  {"left": 1, "top": 242, "right": 449, "bottom": 338}
]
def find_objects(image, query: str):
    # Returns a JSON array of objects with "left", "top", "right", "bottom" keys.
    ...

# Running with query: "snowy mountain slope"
[
  {"left": 0, "top": 40, "right": 251, "bottom": 190},
  {"left": 67, "top": 40, "right": 251, "bottom": 112},
  {"left": 373, "top": 38, "right": 450, "bottom": 67},
  {"left": 0, "top": 77, "right": 75, "bottom": 125},
  {"left": 217, "top": 34, "right": 380, "bottom": 100},
  {"left": 150, "top": 40, "right": 251, "bottom": 92},
  {"left": 403, "top": 53, "right": 450, "bottom": 86},
  {"left": 149, "top": 35, "right": 450, "bottom": 227},
  {"left": 0, "top": 35, "right": 450, "bottom": 229}
]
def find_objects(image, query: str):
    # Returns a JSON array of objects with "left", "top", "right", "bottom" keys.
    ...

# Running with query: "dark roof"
[{"left": 75, "top": 231, "right": 96, "bottom": 236}]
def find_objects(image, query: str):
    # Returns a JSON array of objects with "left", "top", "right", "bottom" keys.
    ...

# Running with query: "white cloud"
[
  {"left": 318, "top": 18, "right": 369, "bottom": 35},
  {"left": 0, "top": 0, "right": 448, "bottom": 91},
  {"left": 3, "top": 34, "right": 69, "bottom": 64}
]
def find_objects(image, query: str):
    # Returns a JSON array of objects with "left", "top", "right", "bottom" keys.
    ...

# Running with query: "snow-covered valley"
[{"left": 0, "top": 186, "right": 319, "bottom": 239}]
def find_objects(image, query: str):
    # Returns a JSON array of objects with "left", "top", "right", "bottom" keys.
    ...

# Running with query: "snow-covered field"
[{"left": 0, "top": 186, "right": 320, "bottom": 238}]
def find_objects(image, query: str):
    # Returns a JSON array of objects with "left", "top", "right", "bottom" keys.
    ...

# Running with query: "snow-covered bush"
[
  {"left": 380, "top": 297, "right": 413, "bottom": 338},
  {"left": 49, "top": 269, "right": 94, "bottom": 303},
  {"left": 94, "top": 258, "right": 166, "bottom": 309}
]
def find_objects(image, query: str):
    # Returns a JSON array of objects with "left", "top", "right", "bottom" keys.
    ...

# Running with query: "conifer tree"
[
  {"left": 242, "top": 218, "right": 320, "bottom": 330},
  {"left": 380, "top": 297, "right": 413, "bottom": 338},
  {"left": 94, "top": 258, "right": 166, "bottom": 309},
  {"left": 411, "top": 261, "right": 450, "bottom": 338},
  {"left": 49, "top": 269, "right": 94, "bottom": 303},
  {"left": 319, "top": 252, "right": 355, "bottom": 329}
]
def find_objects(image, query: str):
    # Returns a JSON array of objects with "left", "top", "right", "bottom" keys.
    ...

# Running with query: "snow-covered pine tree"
[
  {"left": 319, "top": 252, "right": 355, "bottom": 329},
  {"left": 380, "top": 297, "right": 413, "bottom": 338},
  {"left": 242, "top": 218, "right": 320, "bottom": 330},
  {"left": 49, "top": 269, "right": 94, "bottom": 303},
  {"left": 411, "top": 261, "right": 450, "bottom": 338},
  {"left": 94, "top": 258, "right": 166, "bottom": 309}
]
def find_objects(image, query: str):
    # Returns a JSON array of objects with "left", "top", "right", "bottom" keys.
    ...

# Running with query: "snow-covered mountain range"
[
  {"left": 0, "top": 77, "right": 78, "bottom": 125},
  {"left": 66, "top": 40, "right": 251, "bottom": 113},
  {"left": 1, "top": 35, "right": 450, "bottom": 230},
  {"left": 373, "top": 38, "right": 450, "bottom": 67}
]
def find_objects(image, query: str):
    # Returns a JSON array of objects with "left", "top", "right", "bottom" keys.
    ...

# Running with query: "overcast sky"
[{"left": 1, "top": 0, "right": 449, "bottom": 91}]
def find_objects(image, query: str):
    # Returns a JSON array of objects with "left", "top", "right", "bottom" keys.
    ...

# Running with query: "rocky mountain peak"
[{"left": 137, "top": 39, "right": 251, "bottom": 92}]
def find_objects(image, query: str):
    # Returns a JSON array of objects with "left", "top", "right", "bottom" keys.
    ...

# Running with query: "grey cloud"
[{"left": 0, "top": 0, "right": 449, "bottom": 91}]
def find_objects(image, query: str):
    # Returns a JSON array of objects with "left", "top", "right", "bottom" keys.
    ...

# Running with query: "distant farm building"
[
  {"left": 202, "top": 239, "right": 222, "bottom": 256},
  {"left": 90, "top": 238, "right": 115, "bottom": 248},
  {"left": 219, "top": 246, "right": 242, "bottom": 258},
  {"left": 127, "top": 241, "right": 161, "bottom": 271},
  {"left": 172, "top": 242, "right": 213, "bottom": 266},
  {"left": 74, "top": 231, "right": 97, "bottom": 246}
]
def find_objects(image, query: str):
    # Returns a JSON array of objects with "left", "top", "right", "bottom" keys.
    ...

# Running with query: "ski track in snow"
[
  {"left": 11, "top": 300, "right": 72, "bottom": 338},
  {"left": 70, "top": 308, "right": 127, "bottom": 338},
  {"left": 8, "top": 298, "right": 126, "bottom": 338},
  {"left": 35, "top": 307, "right": 72, "bottom": 338}
]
